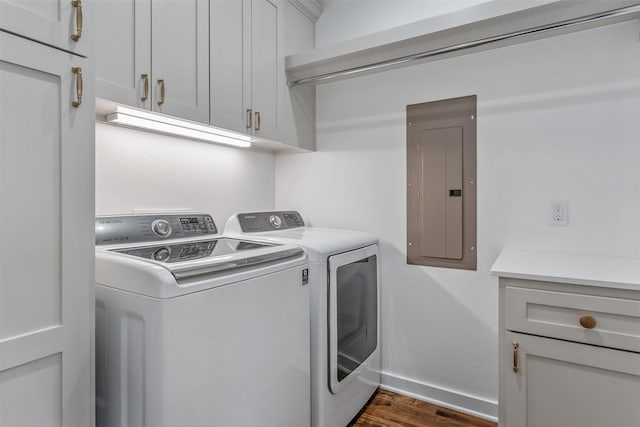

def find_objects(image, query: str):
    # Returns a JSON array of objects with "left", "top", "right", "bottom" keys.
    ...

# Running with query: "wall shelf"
[{"left": 286, "top": 0, "right": 640, "bottom": 86}]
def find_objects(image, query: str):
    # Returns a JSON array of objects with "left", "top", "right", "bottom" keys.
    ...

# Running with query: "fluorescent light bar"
[{"left": 106, "top": 107, "right": 251, "bottom": 148}]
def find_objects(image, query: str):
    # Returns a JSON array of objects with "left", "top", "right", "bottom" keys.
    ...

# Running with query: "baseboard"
[{"left": 380, "top": 372, "right": 498, "bottom": 422}]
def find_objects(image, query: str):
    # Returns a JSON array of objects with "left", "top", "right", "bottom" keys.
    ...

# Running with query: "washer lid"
[
  {"left": 96, "top": 239, "right": 307, "bottom": 298},
  {"left": 112, "top": 238, "right": 272, "bottom": 263},
  {"left": 108, "top": 238, "right": 303, "bottom": 281}
]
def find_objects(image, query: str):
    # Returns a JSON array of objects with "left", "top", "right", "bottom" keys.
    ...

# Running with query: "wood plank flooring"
[{"left": 350, "top": 389, "right": 497, "bottom": 427}]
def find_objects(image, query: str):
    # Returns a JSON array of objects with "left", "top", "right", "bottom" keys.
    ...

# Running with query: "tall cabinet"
[
  {"left": 0, "top": 0, "right": 89, "bottom": 57},
  {"left": 493, "top": 251, "right": 640, "bottom": 427},
  {"left": 0, "top": 20, "right": 95, "bottom": 427}
]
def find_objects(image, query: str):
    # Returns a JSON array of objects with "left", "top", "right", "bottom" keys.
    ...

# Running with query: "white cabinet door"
[
  {"left": 0, "top": 0, "right": 88, "bottom": 56},
  {"left": 210, "top": 0, "right": 247, "bottom": 133},
  {"left": 250, "top": 0, "right": 278, "bottom": 139},
  {"left": 152, "top": 0, "right": 209, "bottom": 123},
  {"left": 94, "top": 0, "right": 151, "bottom": 109},
  {"left": 95, "top": 0, "right": 208, "bottom": 123},
  {"left": 210, "top": 0, "right": 277, "bottom": 137},
  {"left": 504, "top": 332, "right": 640, "bottom": 427},
  {"left": 0, "top": 32, "right": 94, "bottom": 427}
]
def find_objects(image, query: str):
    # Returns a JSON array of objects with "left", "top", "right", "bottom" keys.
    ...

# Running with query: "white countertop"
[{"left": 491, "top": 250, "right": 640, "bottom": 291}]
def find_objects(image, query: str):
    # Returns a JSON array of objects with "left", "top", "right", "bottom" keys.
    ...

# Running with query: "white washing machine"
[
  {"left": 225, "top": 211, "right": 381, "bottom": 427},
  {"left": 95, "top": 213, "right": 310, "bottom": 427}
]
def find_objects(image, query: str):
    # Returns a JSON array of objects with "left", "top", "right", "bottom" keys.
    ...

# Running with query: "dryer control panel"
[
  {"left": 96, "top": 213, "right": 217, "bottom": 245},
  {"left": 237, "top": 211, "right": 305, "bottom": 232}
]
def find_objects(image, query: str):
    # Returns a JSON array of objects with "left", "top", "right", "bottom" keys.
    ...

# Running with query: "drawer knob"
[{"left": 579, "top": 315, "right": 597, "bottom": 329}]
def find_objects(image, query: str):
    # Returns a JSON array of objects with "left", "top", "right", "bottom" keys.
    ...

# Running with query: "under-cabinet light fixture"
[{"left": 106, "top": 106, "right": 252, "bottom": 148}]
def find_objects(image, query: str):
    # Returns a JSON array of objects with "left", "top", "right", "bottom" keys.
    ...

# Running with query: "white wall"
[
  {"left": 316, "top": 0, "right": 491, "bottom": 47},
  {"left": 95, "top": 123, "right": 275, "bottom": 227},
  {"left": 276, "top": 21, "right": 640, "bottom": 418}
]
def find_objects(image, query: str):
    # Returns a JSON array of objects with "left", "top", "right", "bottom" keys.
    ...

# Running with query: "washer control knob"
[
  {"left": 151, "top": 219, "right": 172, "bottom": 237},
  {"left": 152, "top": 247, "right": 171, "bottom": 262},
  {"left": 269, "top": 215, "right": 282, "bottom": 229}
]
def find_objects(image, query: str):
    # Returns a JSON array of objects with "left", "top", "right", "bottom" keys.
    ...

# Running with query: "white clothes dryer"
[
  {"left": 225, "top": 211, "right": 381, "bottom": 427},
  {"left": 95, "top": 212, "right": 310, "bottom": 427}
]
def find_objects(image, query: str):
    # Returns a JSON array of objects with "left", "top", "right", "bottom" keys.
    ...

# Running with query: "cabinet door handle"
[
  {"left": 141, "top": 74, "right": 149, "bottom": 102},
  {"left": 71, "top": 0, "right": 83, "bottom": 41},
  {"left": 157, "top": 79, "right": 165, "bottom": 106},
  {"left": 512, "top": 341, "right": 519, "bottom": 373},
  {"left": 254, "top": 111, "right": 261, "bottom": 131},
  {"left": 71, "top": 67, "right": 83, "bottom": 108},
  {"left": 579, "top": 315, "right": 597, "bottom": 329},
  {"left": 246, "top": 109, "right": 252, "bottom": 129}
]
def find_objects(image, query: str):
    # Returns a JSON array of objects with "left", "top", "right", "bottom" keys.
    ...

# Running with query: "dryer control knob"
[
  {"left": 151, "top": 219, "right": 172, "bottom": 237},
  {"left": 269, "top": 215, "right": 282, "bottom": 229}
]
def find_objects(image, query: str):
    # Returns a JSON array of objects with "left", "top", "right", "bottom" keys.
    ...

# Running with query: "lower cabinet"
[
  {"left": 504, "top": 332, "right": 640, "bottom": 427},
  {"left": 497, "top": 273, "right": 640, "bottom": 427}
]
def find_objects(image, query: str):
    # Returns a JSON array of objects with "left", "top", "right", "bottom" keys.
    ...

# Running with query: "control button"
[
  {"left": 207, "top": 223, "right": 215, "bottom": 231},
  {"left": 269, "top": 215, "right": 282, "bottom": 229},
  {"left": 151, "top": 219, "right": 172, "bottom": 238},
  {"left": 152, "top": 247, "right": 171, "bottom": 262},
  {"left": 205, "top": 216, "right": 213, "bottom": 223}
]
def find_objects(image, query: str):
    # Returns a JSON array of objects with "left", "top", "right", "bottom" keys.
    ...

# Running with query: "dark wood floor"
[{"left": 350, "top": 389, "right": 497, "bottom": 427}]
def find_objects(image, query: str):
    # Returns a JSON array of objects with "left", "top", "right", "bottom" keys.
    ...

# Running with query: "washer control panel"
[
  {"left": 237, "top": 211, "right": 305, "bottom": 232},
  {"left": 96, "top": 213, "right": 217, "bottom": 245}
]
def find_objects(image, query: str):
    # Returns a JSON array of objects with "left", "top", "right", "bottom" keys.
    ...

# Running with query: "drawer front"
[{"left": 505, "top": 286, "right": 640, "bottom": 352}]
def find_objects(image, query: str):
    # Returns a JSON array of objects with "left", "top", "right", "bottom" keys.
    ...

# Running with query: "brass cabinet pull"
[
  {"left": 512, "top": 341, "right": 519, "bottom": 373},
  {"left": 255, "top": 111, "right": 261, "bottom": 131},
  {"left": 141, "top": 74, "right": 149, "bottom": 102},
  {"left": 71, "top": 0, "right": 83, "bottom": 41},
  {"left": 246, "top": 109, "right": 252, "bottom": 129},
  {"left": 157, "top": 79, "right": 165, "bottom": 106},
  {"left": 71, "top": 67, "right": 83, "bottom": 108},
  {"left": 579, "top": 315, "right": 597, "bottom": 329}
]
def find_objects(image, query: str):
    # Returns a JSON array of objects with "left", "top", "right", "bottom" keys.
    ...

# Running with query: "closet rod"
[{"left": 287, "top": 4, "right": 640, "bottom": 87}]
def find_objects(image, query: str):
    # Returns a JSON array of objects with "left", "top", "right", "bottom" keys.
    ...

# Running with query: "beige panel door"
[
  {"left": 0, "top": 32, "right": 94, "bottom": 427},
  {"left": 406, "top": 95, "right": 476, "bottom": 270},
  {"left": 417, "top": 126, "right": 463, "bottom": 260}
]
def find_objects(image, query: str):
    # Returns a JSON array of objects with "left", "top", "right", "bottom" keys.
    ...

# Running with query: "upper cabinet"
[
  {"left": 94, "top": 0, "right": 209, "bottom": 123},
  {"left": 211, "top": 0, "right": 316, "bottom": 151},
  {"left": 210, "top": 0, "right": 278, "bottom": 139},
  {"left": 0, "top": 0, "right": 89, "bottom": 57},
  {"left": 95, "top": 0, "right": 316, "bottom": 151}
]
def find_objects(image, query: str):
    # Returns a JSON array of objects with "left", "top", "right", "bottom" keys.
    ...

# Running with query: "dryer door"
[{"left": 328, "top": 244, "right": 379, "bottom": 394}]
